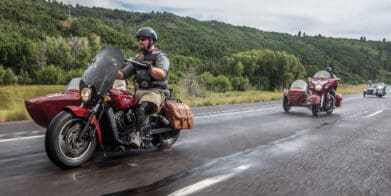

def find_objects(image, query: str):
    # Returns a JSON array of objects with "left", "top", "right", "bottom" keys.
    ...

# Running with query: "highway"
[{"left": 1, "top": 94, "right": 390, "bottom": 195}]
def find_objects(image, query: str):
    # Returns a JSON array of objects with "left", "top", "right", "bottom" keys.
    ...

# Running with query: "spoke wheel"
[{"left": 45, "top": 111, "right": 96, "bottom": 169}]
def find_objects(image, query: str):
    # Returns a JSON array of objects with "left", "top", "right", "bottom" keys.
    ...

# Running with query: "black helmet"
[
  {"left": 136, "top": 27, "right": 157, "bottom": 41},
  {"left": 326, "top": 67, "right": 332, "bottom": 72}
]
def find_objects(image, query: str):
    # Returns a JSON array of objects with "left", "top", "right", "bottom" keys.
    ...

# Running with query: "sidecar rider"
[{"left": 117, "top": 27, "right": 170, "bottom": 148}]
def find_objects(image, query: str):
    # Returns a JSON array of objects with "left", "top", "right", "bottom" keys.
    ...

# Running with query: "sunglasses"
[{"left": 137, "top": 37, "right": 149, "bottom": 41}]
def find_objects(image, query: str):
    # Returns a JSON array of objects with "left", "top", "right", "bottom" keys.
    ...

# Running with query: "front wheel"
[
  {"left": 312, "top": 104, "right": 320, "bottom": 116},
  {"left": 45, "top": 111, "right": 96, "bottom": 169},
  {"left": 283, "top": 96, "right": 291, "bottom": 112}
]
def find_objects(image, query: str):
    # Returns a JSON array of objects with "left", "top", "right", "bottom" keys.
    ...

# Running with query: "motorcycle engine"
[{"left": 114, "top": 109, "right": 136, "bottom": 133}]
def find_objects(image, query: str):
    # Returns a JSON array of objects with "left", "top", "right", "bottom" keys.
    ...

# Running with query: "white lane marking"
[
  {"left": 31, "top": 130, "right": 42, "bottom": 134},
  {"left": 195, "top": 106, "right": 280, "bottom": 119},
  {"left": 0, "top": 135, "right": 44, "bottom": 143},
  {"left": 344, "top": 111, "right": 369, "bottom": 119},
  {"left": 13, "top": 131, "right": 27, "bottom": 136},
  {"left": 168, "top": 165, "right": 250, "bottom": 196},
  {"left": 367, "top": 110, "right": 383, "bottom": 118}
]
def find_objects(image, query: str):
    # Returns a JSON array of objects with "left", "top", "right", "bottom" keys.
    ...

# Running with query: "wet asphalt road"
[{"left": 0, "top": 94, "right": 391, "bottom": 195}]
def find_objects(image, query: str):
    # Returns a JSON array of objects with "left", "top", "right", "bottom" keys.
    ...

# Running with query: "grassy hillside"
[{"left": 0, "top": 0, "right": 390, "bottom": 86}]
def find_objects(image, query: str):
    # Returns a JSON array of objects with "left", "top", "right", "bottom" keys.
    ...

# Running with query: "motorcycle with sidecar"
[
  {"left": 25, "top": 47, "right": 194, "bottom": 169},
  {"left": 283, "top": 71, "right": 342, "bottom": 116},
  {"left": 363, "top": 82, "right": 387, "bottom": 97}
]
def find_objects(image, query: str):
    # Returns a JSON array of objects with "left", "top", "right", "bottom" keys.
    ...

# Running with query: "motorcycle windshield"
[
  {"left": 290, "top": 80, "right": 307, "bottom": 90},
  {"left": 376, "top": 83, "right": 385, "bottom": 89},
  {"left": 313, "top": 71, "right": 331, "bottom": 78},
  {"left": 66, "top": 77, "right": 81, "bottom": 92},
  {"left": 80, "top": 47, "right": 123, "bottom": 97}
]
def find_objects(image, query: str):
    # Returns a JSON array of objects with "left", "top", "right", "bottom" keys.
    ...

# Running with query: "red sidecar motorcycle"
[
  {"left": 25, "top": 47, "right": 194, "bottom": 169},
  {"left": 283, "top": 70, "right": 343, "bottom": 116}
]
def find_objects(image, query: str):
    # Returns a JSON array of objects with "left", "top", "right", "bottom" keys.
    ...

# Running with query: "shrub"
[
  {"left": 3, "top": 68, "right": 18, "bottom": 85},
  {"left": 34, "top": 64, "right": 66, "bottom": 84}
]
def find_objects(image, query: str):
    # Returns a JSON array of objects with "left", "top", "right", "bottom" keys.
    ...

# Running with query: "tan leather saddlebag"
[{"left": 163, "top": 99, "right": 194, "bottom": 129}]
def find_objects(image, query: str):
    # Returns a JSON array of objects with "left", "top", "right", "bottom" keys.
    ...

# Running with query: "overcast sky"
[{"left": 61, "top": 0, "right": 391, "bottom": 41}]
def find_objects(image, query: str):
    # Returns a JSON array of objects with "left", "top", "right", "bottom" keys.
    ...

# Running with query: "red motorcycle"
[
  {"left": 34, "top": 47, "right": 193, "bottom": 169},
  {"left": 283, "top": 70, "right": 342, "bottom": 116}
]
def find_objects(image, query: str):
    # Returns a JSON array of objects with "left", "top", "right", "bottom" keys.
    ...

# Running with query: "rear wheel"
[
  {"left": 45, "top": 111, "right": 96, "bottom": 169},
  {"left": 153, "top": 129, "right": 180, "bottom": 150},
  {"left": 283, "top": 96, "right": 291, "bottom": 112},
  {"left": 326, "top": 97, "right": 334, "bottom": 114},
  {"left": 363, "top": 91, "right": 366, "bottom": 97}
]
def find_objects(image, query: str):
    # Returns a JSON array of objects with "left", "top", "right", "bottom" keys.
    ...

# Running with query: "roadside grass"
[
  {"left": 180, "top": 84, "right": 368, "bottom": 107},
  {"left": 0, "top": 83, "right": 368, "bottom": 122},
  {"left": 0, "top": 85, "right": 65, "bottom": 122},
  {"left": 180, "top": 90, "right": 282, "bottom": 107},
  {"left": 338, "top": 83, "right": 367, "bottom": 95}
]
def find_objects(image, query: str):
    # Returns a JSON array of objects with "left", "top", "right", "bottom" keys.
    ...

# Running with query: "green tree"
[
  {"left": 70, "top": 20, "right": 84, "bottom": 36},
  {"left": 65, "top": 68, "right": 83, "bottom": 82},
  {"left": 46, "top": 37, "right": 73, "bottom": 70},
  {"left": 199, "top": 71, "right": 214, "bottom": 91},
  {"left": 18, "top": 69, "right": 32, "bottom": 84},
  {"left": 212, "top": 75, "right": 231, "bottom": 93},
  {"left": 0, "top": 65, "right": 6, "bottom": 84},
  {"left": 0, "top": 37, "right": 38, "bottom": 73},
  {"left": 35, "top": 64, "right": 65, "bottom": 84},
  {"left": 231, "top": 76, "right": 249, "bottom": 91},
  {"left": 3, "top": 68, "right": 18, "bottom": 84}
]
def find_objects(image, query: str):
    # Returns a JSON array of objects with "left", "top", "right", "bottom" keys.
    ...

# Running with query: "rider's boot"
[
  {"left": 129, "top": 131, "right": 141, "bottom": 149},
  {"left": 131, "top": 102, "right": 155, "bottom": 148}
]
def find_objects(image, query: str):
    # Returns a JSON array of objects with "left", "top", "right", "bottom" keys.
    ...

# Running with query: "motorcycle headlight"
[
  {"left": 80, "top": 88, "right": 92, "bottom": 102},
  {"left": 315, "top": 84, "right": 322, "bottom": 92}
]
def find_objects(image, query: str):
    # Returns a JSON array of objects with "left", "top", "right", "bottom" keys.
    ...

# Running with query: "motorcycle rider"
[
  {"left": 368, "top": 80, "right": 373, "bottom": 88},
  {"left": 117, "top": 27, "right": 169, "bottom": 148},
  {"left": 326, "top": 67, "right": 336, "bottom": 78},
  {"left": 325, "top": 67, "right": 337, "bottom": 101}
]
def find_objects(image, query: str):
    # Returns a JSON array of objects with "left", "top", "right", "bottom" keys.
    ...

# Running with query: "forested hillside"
[{"left": 1, "top": 0, "right": 390, "bottom": 93}]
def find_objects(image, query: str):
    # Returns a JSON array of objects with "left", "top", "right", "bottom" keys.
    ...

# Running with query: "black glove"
[
  {"left": 146, "top": 62, "right": 152, "bottom": 69},
  {"left": 126, "top": 59, "right": 151, "bottom": 70}
]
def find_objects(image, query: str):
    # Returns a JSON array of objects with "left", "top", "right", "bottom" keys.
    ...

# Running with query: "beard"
[
  {"left": 138, "top": 44, "right": 150, "bottom": 52},
  {"left": 138, "top": 43, "right": 154, "bottom": 53}
]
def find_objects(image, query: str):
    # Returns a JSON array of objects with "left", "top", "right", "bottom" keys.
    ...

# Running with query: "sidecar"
[
  {"left": 282, "top": 79, "right": 310, "bottom": 112},
  {"left": 25, "top": 78, "right": 82, "bottom": 128},
  {"left": 363, "top": 82, "right": 387, "bottom": 97},
  {"left": 25, "top": 78, "right": 128, "bottom": 128}
]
